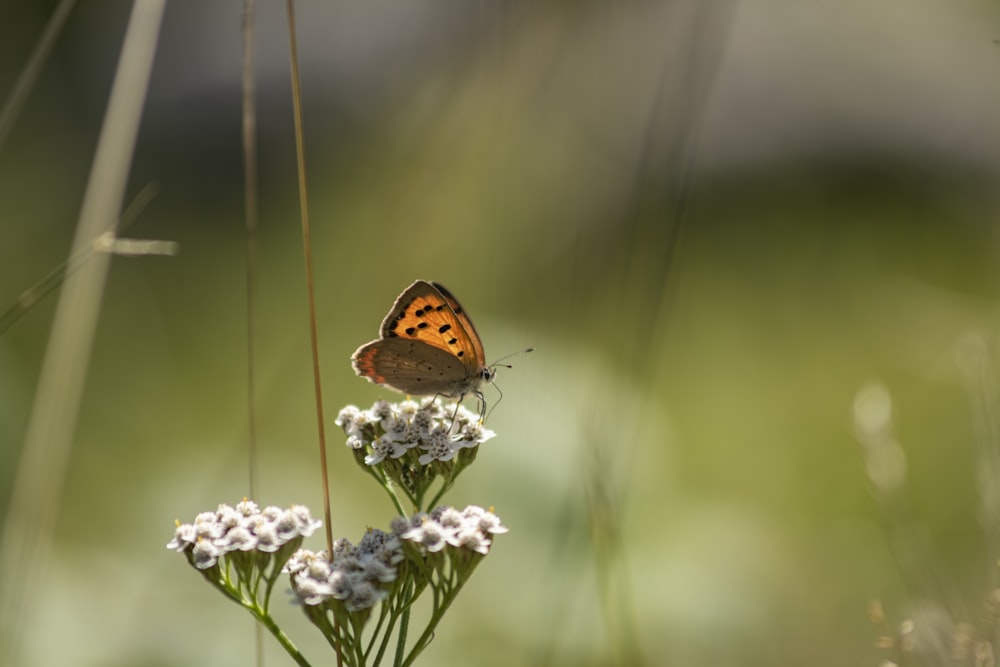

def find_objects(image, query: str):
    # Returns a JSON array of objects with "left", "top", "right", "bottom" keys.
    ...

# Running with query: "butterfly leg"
[
  {"left": 483, "top": 381, "right": 508, "bottom": 423},
  {"left": 447, "top": 397, "right": 463, "bottom": 434},
  {"left": 473, "top": 389, "right": 487, "bottom": 423},
  {"left": 424, "top": 392, "right": 462, "bottom": 434}
]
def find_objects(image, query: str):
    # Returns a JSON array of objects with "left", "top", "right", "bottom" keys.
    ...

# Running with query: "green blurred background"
[{"left": 2, "top": 1, "right": 1000, "bottom": 665}]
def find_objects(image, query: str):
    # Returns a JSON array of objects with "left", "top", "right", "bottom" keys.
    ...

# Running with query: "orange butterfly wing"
[
  {"left": 428, "top": 281, "right": 486, "bottom": 368},
  {"left": 377, "top": 280, "right": 486, "bottom": 373}
]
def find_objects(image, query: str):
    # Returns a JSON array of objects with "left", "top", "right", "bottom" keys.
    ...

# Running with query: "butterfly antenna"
[
  {"left": 481, "top": 347, "right": 533, "bottom": 422},
  {"left": 489, "top": 346, "right": 535, "bottom": 369}
]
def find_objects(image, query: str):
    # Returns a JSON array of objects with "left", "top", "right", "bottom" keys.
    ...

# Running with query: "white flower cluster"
[
  {"left": 166, "top": 500, "right": 322, "bottom": 569},
  {"left": 285, "top": 528, "right": 403, "bottom": 612},
  {"left": 336, "top": 399, "right": 496, "bottom": 465},
  {"left": 285, "top": 506, "right": 508, "bottom": 612},
  {"left": 393, "top": 505, "right": 508, "bottom": 557}
]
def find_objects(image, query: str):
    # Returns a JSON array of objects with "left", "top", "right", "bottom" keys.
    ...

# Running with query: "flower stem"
[
  {"left": 400, "top": 576, "right": 470, "bottom": 667},
  {"left": 425, "top": 479, "right": 452, "bottom": 511},
  {"left": 244, "top": 601, "right": 312, "bottom": 667},
  {"left": 391, "top": 577, "right": 417, "bottom": 667}
]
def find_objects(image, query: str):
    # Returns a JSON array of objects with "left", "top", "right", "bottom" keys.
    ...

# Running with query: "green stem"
[
  {"left": 394, "top": 601, "right": 411, "bottom": 666},
  {"left": 386, "top": 484, "right": 408, "bottom": 517},
  {"left": 245, "top": 601, "right": 312, "bottom": 667},
  {"left": 392, "top": 579, "right": 414, "bottom": 665},
  {"left": 369, "top": 464, "right": 409, "bottom": 516},
  {"left": 371, "top": 604, "right": 398, "bottom": 665},
  {"left": 262, "top": 564, "right": 281, "bottom": 612},
  {"left": 412, "top": 480, "right": 427, "bottom": 513},
  {"left": 350, "top": 615, "right": 366, "bottom": 666},
  {"left": 424, "top": 479, "right": 452, "bottom": 512},
  {"left": 401, "top": 577, "right": 470, "bottom": 667},
  {"left": 373, "top": 577, "right": 415, "bottom": 666},
  {"left": 364, "top": 599, "right": 390, "bottom": 661},
  {"left": 199, "top": 567, "right": 243, "bottom": 606}
]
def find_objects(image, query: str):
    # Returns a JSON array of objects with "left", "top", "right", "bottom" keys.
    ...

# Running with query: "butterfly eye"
[{"left": 482, "top": 368, "right": 495, "bottom": 383}]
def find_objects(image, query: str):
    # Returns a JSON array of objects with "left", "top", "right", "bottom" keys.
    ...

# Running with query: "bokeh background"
[{"left": 3, "top": 1, "right": 1000, "bottom": 665}]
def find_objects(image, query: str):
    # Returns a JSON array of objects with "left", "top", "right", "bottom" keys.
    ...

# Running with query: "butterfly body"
[{"left": 352, "top": 280, "right": 493, "bottom": 403}]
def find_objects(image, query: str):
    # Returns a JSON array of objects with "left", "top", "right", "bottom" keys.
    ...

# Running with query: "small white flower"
[
  {"left": 346, "top": 581, "right": 387, "bottom": 612},
  {"left": 358, "top": 528, "right": 399, "bottom": 554},
  {"left": 235, "top": 499, "right": 259, "bottom": 517},
  {"left": 365, "top": 435, "right": 394, "bottom": 465},
  {"left": 293, "top": 573, "right": 333, "bottom": 606},
  {"left": 273, "top": 510, "right": 301, "bottom": 542},
  {"left": 469, "top": 507, "right": 508, "bottom": 535},
  {"left": 390, "top": 430, "right": 418, "bottom": 457},
  {"left": 433, "top": 506, "right": 461, "bottom": 524},
  {"left": 331, "top": 538, "right": 354, "bottom": 560},
  {"left": 455, "top": 421, "right": 495, "bottom": 447},
  {"left": 358, "top": 528, "right": 402, "bottom": 559},
  {"left": 401, "top": 518, "right": 448, "bottom": 553},
  {"left": 349, "top": 412, "right": 374, "bottom": 435},
  {"left": 287, "top": 549, "right": 341, "bottom": 605},
  {"left": 452, "top": 528, "right": 491, "bottom": 555},
  {"left": 411, "top": 409, "right": 434, "bottom": 436},
  {"left": 306, "top": 556, "right": 333, "bottom": 581},
  {"left": 460, "top": 505, "right": 484, "bottom": 519},
  {"left": 357, "top": 528, "right": 386, "bottom": 551},
  {"left": 346, "top": 434, "right": 366, "bottom": 450},
  {"left": 397, "top": 400, "right": 420, "bottom": 418},
  {"left": 166, "top": 523, "right": 196, "bottom": 551},
  {"left": 259, "top": 505, "right": 282, "bottom": 522},
  {"left": 193, "top": 513, "right": 224, "bottom": 541},
  {"left": 192, "top": 538, "right": 222, "bottom": 569},
  {"left": 253, "top": 519, "right": 282, "bottom": 553},
  {"left": 218, "top": 526, "right": 256, "bottom": 552},
  {"left": 335, "top": 405, "right": 361, "bottom": 430},
  {"left": 283, "top": 548, "right": 313, "bottom": 575},
  {"left": 362, "top": 557, "right": 398, "bottom": 583},
  {"left": 385, "top": 548, "right": 405, "bottom": 566},
  {"left": 418, "top": 428, "right": 457, "bottom": 465},
  {"left": 289, "top": 505, "right": 322, "bottom": 537},
  {"left": 216, "top": 505, "right": 244, "bottom": 531},
  {"left": 328, "top": 568, "right": 354, "bottom": 601},
  {"left": 454, "top": 405, "right": 479, "bottom": 425},
  {"left": 370, "top": 399, "right": 393, "bottom": 421},
  {"left": 194, "top": 510, "right": 216, "bottom": 525},
  {"left": 390, "top": 515, "right": 413, "bottom": 537},
  {"left": 381, "top": 415, "right": 409, "bottom": 441}
]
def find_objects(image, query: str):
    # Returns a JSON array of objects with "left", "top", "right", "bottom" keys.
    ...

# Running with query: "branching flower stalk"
[{"left": 167, "top": 398, "right": 507, "bottom": 666}]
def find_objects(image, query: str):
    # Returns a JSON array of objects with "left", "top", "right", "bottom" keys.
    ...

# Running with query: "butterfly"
[{"left": 351, "top": 280, "right": 498, "bottom": 413}]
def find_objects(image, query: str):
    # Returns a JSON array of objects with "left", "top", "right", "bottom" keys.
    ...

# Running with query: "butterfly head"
[
  {"left": 480, "top": 347, "right": 532, "bottom": 388},
  {"left": 470, "top": 347, "right": 533, "bottom": 421}
]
